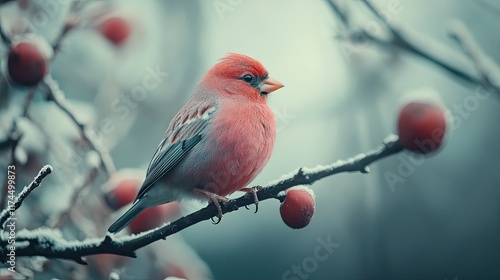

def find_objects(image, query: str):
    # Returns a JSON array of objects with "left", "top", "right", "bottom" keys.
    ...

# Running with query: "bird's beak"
[{"left": 260, "top": 77, "right": 284, "bottom": 94}]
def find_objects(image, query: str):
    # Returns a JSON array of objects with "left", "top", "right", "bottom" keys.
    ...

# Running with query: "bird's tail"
[{"left": 108, "top": 200, "right": 146, "bottom": 233}]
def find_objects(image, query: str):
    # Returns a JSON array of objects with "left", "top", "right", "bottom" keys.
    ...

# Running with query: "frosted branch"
[
  {"left": 0, "top": 135, "right": 403, "bottom": 264},
  {"left": 0, "top": 165, "right": 53, "bottom": 228}
]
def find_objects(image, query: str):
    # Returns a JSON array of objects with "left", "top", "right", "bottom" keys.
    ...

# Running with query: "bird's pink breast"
[{"left": 195, "top": 99, "right": 276, "bottom": 196}]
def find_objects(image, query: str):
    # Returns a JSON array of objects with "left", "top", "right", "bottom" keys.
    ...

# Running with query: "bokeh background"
[{"left": 0, "top": 0, "right": 499, "bottom": 279}]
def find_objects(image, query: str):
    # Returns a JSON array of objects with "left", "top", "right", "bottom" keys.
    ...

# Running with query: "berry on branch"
[
  {"left": 397, "top": 102, "right": 447, "bottom": 154},
  {"left": 7, "top": 42, "right": 49, "bottom": 86},
  {"left": 280, "top": 186, "right": 315, "bottom": 229}
]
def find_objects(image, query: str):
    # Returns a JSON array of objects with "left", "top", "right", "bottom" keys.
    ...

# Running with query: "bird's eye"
[{"left": 242, "top": 74, "right": 254, "bottom": 83}]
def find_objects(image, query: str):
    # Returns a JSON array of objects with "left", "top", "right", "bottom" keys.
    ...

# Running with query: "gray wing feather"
[
  {"left": 135, "top": 135, "right": 202, "bottom": 201},
  {"left": 135, "top": 104, "right": 217, "bottom": 201}
]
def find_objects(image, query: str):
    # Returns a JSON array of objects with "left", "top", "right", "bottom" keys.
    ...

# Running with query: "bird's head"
[{"left": 202, "top": 53, "right": 284, "bottom": 102}]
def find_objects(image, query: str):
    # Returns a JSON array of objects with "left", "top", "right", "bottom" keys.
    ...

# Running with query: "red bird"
[{"left": 108, "top": 54, "right": 283, "bottom": 233}]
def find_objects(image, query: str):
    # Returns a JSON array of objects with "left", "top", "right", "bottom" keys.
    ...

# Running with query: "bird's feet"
[
  {"left": 193, "top": 188, "right": 229, "bottom": 224},
  {"left": 241, "top": 186, "right": 262, "bottom": 213}
]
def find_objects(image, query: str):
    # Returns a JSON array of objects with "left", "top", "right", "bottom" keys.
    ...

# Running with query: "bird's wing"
[{"left": 135, "top": 102, "right": 218, "bottom": 201}]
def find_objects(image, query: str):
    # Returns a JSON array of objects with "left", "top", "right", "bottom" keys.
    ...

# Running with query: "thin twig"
[
  {"left": 52, "top": 0, "right": 94, "bottom": 54},
  {"left": 0, "top": 122, "right": 22, "bottom": 211},
  {"left": 325, "top": 0, "right": 349, "bottom": 26},
  {"left": 52, "top": 16, "right": 79, "bottom": 55},
  {"left": 22, "top": 88, "right": 38, "bottom": 117},
  {"left": 0, "top": 135, "right": 403, "bottom": 263},
  {"left": 361, "top": 0, "right": 399, "bottom": 38},
  {"left": 43, "top": 76, "right": 115, "bottom": 177},
  {"left": 0, "top": 165, "right": 52, "bottom": 228},
  {"left": 448, "top": 20, "right": 500, "bottom": 92}
]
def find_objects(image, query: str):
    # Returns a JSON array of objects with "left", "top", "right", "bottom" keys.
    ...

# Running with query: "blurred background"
[{"left": 0, "top": 0, "right": 499, "bottom": 279}]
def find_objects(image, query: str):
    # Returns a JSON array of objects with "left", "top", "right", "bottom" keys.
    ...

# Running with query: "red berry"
[
  {"left": 397, "top": 102, "right": 447, "bottom": 154},
  {"left": 97, "top": 17, "right": 132, "bottom": 46},
  {"left": 280, "top": 187, "right": 315, "bottom": 229},
  {"left": 7, "top": 42, "right": 48, "bottom": 86},
  {"left": 103, "top": 178, "right": 141, "bottom": 210},
  {"left": 128, "top": 204, "right": 167, "bottom": 234}
]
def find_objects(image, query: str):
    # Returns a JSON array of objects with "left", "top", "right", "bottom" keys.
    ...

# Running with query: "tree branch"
[
  {"left": 325, "top": 0, "right": 349, "bottom": 27},
  {"left": 0, "top": 135, "right": 403, "bottom": 264},
  {"left": 326, "top": 0, "right": 500, "bottom": 95},
  {"left": 448, "top": 20, "right": 500, "bottom": 92},
  {"left": 0, "top": 165, "right": 52, "bottom": 228},
  {"left": 52, "top": 0, "right": 97, "bottom": 55},
  {"left": 43, "top": 76, "right": 115, "bottom": 177}
]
